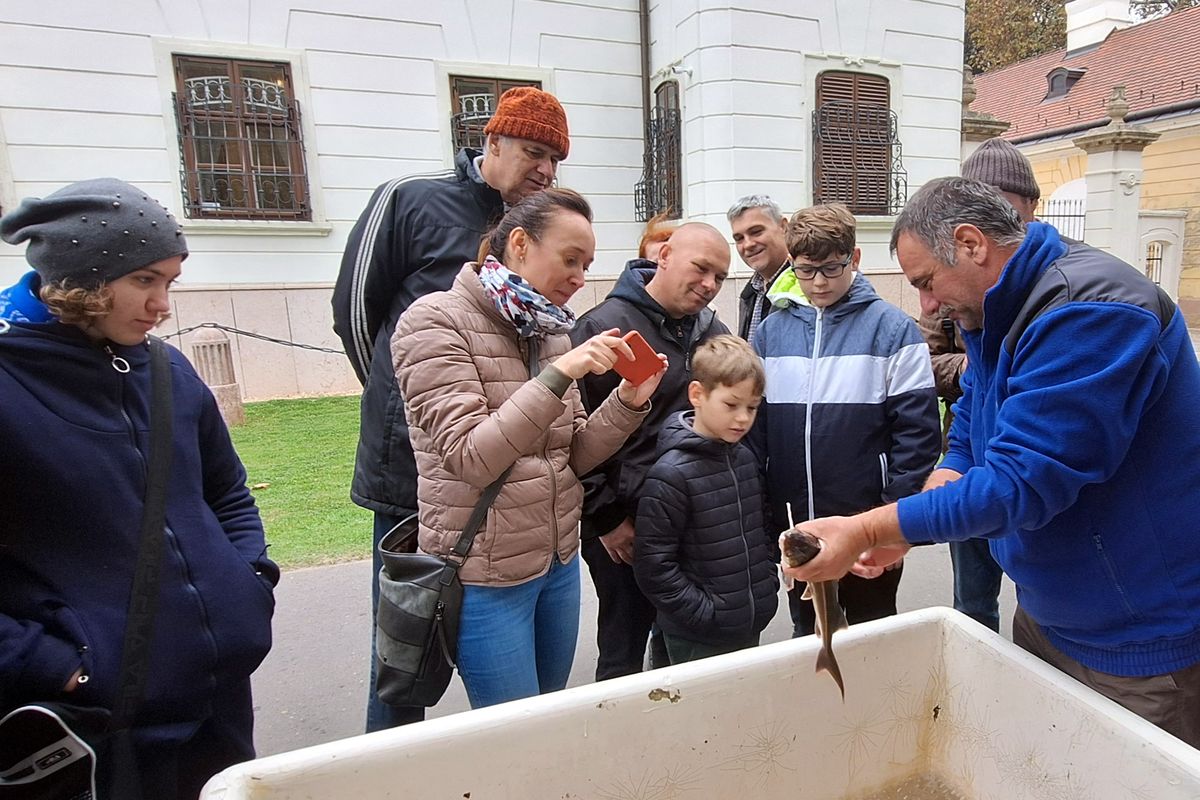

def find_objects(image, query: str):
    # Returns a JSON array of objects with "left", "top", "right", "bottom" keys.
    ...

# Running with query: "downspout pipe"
[{"left": 639, "top": 0, "right": 651, "bottom": 134}]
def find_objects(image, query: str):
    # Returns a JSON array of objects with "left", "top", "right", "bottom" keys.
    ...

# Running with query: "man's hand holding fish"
[{"left": 782, "top": 505, "right": 911, "bottom": 583}]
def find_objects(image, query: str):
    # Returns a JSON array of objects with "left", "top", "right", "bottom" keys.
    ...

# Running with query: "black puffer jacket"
[
  {"left": 331, "top": 149, "right": 503, "bottom": 515},
  {"left": 634, "top": 412, "right": 779, "bottom": 645}
]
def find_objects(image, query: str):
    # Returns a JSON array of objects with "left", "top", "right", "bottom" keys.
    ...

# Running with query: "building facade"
[
  {"left": 0, "top": 0, "right": 965, "bottom": 399},
  {"left": 969, "top": 0, "right": 1200, "bottom": 324}
]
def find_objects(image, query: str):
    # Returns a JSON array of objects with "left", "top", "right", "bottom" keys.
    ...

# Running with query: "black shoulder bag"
[
  {"left": 0, "top": 336, "right": 174, "bottom": 800},
  {"left": 374, "top": 339, "right": 539, "bottom": 708}
]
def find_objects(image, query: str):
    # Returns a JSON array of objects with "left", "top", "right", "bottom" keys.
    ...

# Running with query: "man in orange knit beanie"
[{"left": 333, "top": 85, "right": 570, "bottom": 733}]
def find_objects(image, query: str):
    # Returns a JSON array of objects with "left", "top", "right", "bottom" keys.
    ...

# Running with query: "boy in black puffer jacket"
[{"left": 634, "top": 335, "right": 779, "bottom": 664}]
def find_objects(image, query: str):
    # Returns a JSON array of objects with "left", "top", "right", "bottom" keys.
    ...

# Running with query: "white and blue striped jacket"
[{"left": 749, "top": 271, "right": 941, "bottom": 529}]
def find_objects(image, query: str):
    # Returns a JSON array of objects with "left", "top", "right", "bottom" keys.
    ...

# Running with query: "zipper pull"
[{"left": 104, "top": 345, "right": 131, "bottom": 374}]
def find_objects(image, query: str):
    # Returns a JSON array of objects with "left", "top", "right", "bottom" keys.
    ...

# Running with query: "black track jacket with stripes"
[{"left": 332, "top": 148, "right": 504, "bottom": 515}]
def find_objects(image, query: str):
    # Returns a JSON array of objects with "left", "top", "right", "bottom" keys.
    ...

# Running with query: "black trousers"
[
  {"left": 581, "top": 537, "right": 663, "bottom": 681},
  {"left": 787, "top": 564, "right": 904, "bottom": 637},
  {"left": 132, "top": 679, "right": 255, "bottom": 800}
]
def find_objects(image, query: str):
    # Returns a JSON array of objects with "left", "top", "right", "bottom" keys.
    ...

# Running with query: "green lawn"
[{"left": 229, "top": 395, "right": 370, "bottom": 569}]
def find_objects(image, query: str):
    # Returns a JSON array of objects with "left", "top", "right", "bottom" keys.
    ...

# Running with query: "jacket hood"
[
  {"left": 2, "top": 315, "right": 155, "bottom": 368},
  {"left": 609, "top": 259, "right": 661, "bottom": 312},
  {"left": 769, "top": 270, "right": 879, "bottom": 320},
  {"left": 0, "top": 271, "right": 55, "bottom": 324},
  {"left": 657, "top": 410, "right": 736, "bottom": 458}
]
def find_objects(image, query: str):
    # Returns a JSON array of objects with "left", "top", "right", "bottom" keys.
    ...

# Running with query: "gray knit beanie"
[
  {"left": 0, "top": 178, "right": 188, "bottom": 289},
  {"left": 961, "top": 138, "right": 1041, "bottom": 202}
]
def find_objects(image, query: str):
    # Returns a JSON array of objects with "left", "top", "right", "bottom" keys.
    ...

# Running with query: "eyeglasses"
[{"left": 793, "top": 256, "right": 852, "bottom": 280}]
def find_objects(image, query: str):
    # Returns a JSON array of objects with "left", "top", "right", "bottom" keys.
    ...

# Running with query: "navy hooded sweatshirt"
[{"left": 0, "top": 320, "right": 277, "bottom": 742}]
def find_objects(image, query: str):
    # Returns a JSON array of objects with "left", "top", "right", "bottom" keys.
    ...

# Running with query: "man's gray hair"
[
  {"left": 727, "top": 194, "right": 784, "bottom": 225},
  {"left": 890, "top": 177, "right": 1026, "bottom": 264}
]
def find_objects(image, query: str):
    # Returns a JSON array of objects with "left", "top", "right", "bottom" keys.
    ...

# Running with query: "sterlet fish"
[{"left": 781, "top": 528, "right": 848, "bottom": 699}]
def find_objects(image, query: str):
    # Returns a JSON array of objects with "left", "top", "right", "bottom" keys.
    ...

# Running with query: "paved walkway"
[{"left": 250, "top": 543, "right": 1016, "bottom": 757}]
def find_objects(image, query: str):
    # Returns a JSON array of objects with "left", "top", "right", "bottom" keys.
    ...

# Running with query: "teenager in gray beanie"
[
  {"left": 0, "top": 178, "right": 188, "bottom": 334},
  {"left": 1, "top": 177, "right": 187, "bottom": 286},
  {"left": 0, "top": 178, "right": 276, "bottom": 799}
]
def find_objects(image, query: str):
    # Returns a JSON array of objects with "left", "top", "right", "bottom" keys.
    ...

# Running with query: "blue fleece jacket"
[
  {"left": 0, "top": 319, "right": 277, "bottom": 747},
  {"left": 898, "top": 222, "right": 1200, "bottom": 677}
]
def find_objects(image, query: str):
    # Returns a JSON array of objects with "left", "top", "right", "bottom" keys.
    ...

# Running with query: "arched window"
[{"left": 812, "top": 71, "right": 906, "bottom": 215}]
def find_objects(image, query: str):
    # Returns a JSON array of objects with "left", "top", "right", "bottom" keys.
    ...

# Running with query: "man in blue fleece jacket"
[{"left": 786, "top": 176, "right": 1200, "bottom": 748}]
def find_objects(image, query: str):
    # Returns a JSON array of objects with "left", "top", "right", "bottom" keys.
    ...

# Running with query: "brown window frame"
[
  {"left": 172, "top": 54, "right": 311, "bottom": 221},
  {"left": 812, "top": 71, "right": 906, "bottom": 216},
  {"left": 449, "top": 76, "right": 543, "bottom": 152}
]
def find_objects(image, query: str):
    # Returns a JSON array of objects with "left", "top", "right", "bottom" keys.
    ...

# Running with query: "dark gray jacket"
[
  {"left": 571, "top": 260, "right": 728, "bottom": 539},
  {"left": 634, "top": 412, "right": 779, "bottom": 644}
]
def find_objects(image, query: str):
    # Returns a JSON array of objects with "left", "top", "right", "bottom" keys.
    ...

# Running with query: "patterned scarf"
[{"left": 477, "top": 256, "right": 576, "bottom": 338}]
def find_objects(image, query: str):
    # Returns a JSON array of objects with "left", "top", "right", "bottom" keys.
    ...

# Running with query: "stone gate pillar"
[
  {"left": 960, "top": 69, "right": 1010, "bottom": 163},
  {"left": 1073, "top": 86, "right": 1160, "bottom": 266}
]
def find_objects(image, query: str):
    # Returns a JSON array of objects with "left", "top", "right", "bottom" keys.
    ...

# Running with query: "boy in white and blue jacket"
[{"left": 748, "top": 203, "right": 940, "bottom": 637}]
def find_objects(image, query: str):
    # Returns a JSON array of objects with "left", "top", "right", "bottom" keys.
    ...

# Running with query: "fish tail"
[{"left": 816, "top": 646, "right": 846, "bottom": 701}]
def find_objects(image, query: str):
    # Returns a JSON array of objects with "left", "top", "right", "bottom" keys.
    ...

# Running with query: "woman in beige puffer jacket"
[{"left": 393, "top": 188, "right": 665, "bottom": 708}]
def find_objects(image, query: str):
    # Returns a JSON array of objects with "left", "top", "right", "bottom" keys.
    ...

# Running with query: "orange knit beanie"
[{"left": 484, "top": 87, "right": 570, "bottom": 159}]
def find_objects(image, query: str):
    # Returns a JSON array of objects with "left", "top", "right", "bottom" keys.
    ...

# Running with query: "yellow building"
[{"left": 971, "top": 3, "right": 1200, "bottom": 325}]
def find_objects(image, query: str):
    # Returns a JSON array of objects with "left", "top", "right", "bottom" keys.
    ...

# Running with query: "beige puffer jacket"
[{"left": 393, "top": 263, "right": 648, "bottom": 586}]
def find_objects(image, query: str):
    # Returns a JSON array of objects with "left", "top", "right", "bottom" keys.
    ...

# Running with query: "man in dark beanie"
[
  {"left": 0, "top": 178, "right": 187, "bottom": 324},
  {"left": 331, "top": 86, "right": 571, "bottom": 731},
  {"left": 960, "top": 137, "right": 1040, "bottom": 219}
]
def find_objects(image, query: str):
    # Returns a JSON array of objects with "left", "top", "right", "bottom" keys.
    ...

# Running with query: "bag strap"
[
  {"left": 110, "top": 336, "right": 174, "bottom": 731},
  {"left": 443, "top": 337, "right": 541, "bottom": 573}
]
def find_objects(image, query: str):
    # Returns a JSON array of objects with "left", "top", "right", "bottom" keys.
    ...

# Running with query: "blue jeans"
[
  {"left": 456, "top": 555, "right": 581, "bottom": 709},
  {"left": 366, "top": 511, "right": 425, "bottom": 732},
  {"left": 949, "top": 537, "right": 1003, "bottom": 632}
]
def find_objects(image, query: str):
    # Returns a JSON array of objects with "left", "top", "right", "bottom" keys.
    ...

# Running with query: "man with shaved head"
[{"left": 571, "top": 222, "right": 732, "bottom": 680}]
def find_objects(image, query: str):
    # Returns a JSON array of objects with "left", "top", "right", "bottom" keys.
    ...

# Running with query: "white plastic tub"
[{"left": 201, "top": 608, "right": 1200, "bottom": 798}]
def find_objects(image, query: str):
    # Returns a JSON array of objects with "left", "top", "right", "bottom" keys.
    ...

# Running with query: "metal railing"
[{"left": 1037, "top": 198, "right": 1086, "bottom": 241}]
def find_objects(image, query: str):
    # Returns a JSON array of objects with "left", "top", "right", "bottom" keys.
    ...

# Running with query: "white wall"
[
  {"left": 0, "top": 0, "right": 645, "bottom": 285},
  {"left": 647, "top": 0, "right": 964, "bottom": 271}
]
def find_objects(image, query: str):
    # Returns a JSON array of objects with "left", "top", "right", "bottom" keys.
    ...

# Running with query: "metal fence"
[{"left": 1037, "top": 198, "right": 1086, "bottom": 241}]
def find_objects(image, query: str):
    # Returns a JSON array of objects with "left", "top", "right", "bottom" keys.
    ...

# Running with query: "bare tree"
[
  {"left": 1130, "top": 0, "right": 1200, "bottom": 19},
  {"left": 965, "top": 0, "right": 1066, "bottom": 73}
]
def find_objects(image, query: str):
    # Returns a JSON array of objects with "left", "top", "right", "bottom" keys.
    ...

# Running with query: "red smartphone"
[{"left": 613, "top": 330, "right": 661, "bottom": 387}]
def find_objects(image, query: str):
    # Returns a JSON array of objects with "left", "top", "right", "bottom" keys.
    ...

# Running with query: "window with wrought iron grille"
[
  {"left": 172, "top": 55, "right": 311, "bottom": 220},
  {"left": 450, "top": 76, "right": 542, "bottom": 152},
  {"left": 812, "top": 71, "right": 907, "bottom": 216},
  {"left": 634, "top": 81, "right": 683, "bottom": 222}
]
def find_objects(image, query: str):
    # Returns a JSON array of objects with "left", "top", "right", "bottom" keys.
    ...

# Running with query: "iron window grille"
[
  {"left": 172, "top": 56, "right": 311, "bottom": 220},
  {"left": 449, "top": 77, "right": 542, "bottom": 152},
  {"left": 812, "top": 71, "right": 907, "bottom": 216},
  {"left": 635, "top": 81, "right": 683, "bottom": 221}
]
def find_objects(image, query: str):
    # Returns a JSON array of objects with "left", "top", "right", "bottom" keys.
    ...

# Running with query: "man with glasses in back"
[{"left": 748, "top": 203, "right": 940, "bottom": 637}]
